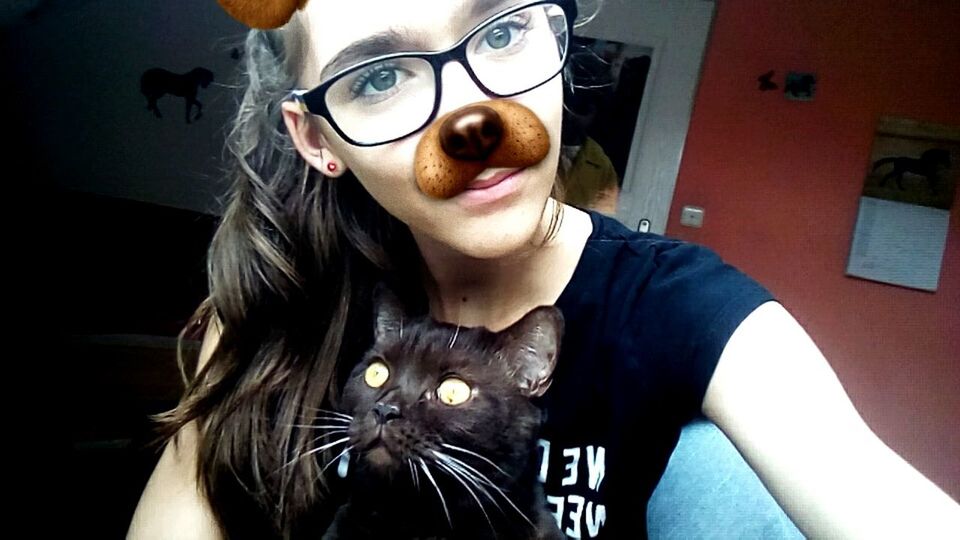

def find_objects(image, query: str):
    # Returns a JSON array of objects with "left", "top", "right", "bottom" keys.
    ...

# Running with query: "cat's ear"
[
  {"left": 497, "top": 306, "right": 563, "bottom": 397},
  {"left": 373, "top": 284, "right": 405, "bottom": 343}
]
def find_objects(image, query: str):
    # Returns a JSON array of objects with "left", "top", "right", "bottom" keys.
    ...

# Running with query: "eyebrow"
[
  {"left": 320, "top": 29, "right": 421, "bottom": 82},
  {"left": 319, "top": 0, "right": 519, "bottom": 81},
  {"left": 471, "top": 0, "right": 518, "bottom": 20}
]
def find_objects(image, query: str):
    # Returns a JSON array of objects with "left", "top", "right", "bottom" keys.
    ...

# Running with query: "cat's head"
[{"left": 339, "top": 286, "right": 563, "bottom": 482}]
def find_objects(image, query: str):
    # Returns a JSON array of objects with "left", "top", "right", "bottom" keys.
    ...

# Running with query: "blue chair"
[{"left": 648, "top": 419, "right": 805, "bottom": 539}]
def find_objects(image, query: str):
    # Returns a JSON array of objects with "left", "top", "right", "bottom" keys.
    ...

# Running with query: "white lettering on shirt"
[
  {"left": 561, "top": 447, "right": 580, "bottom": 486},
  {"left": 537, "top": 439, "right": 551, "bottom": 483},
  {"left": 586, "top": 501, "right": 607, "bottom": 537},
  {"left": 538, "top": 440, "right": 608, "bottom": 537},
  {"left": 565, "top": 495, "right": 585, "bottom": 538},
  {"left": 586, "top": 445, "right": 605, "bottom": 491},
  {"left": 546, "top": 494, "right": 565, "bottom": 530}
]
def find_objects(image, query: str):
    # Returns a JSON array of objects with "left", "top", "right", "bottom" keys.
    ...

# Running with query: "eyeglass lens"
[{"left": 324, "top": 3, "right": 568, "bottom": 145}]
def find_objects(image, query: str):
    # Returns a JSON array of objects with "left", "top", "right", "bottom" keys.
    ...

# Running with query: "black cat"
[{"left": 322, "top": 288, "right": 565, "bottom": 539}]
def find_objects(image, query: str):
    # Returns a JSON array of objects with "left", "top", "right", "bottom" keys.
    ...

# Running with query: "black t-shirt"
[{"left": 534, "top": 210, "right": 775, "bottom": 539}]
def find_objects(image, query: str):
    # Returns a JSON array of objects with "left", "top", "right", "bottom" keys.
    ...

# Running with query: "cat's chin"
[{"left": 362, "top": 445, "right": 398, "bottom": 470}]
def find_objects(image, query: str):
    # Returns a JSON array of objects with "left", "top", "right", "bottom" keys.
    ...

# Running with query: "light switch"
[{"left": 680, "top": 205, "right": 704, "bottom": 228}]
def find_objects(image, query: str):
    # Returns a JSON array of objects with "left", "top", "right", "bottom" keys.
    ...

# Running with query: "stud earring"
[{"left": 327, "top": 162, "right": 338, "bottom": 173}]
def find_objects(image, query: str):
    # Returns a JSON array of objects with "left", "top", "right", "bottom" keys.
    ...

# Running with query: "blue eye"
[
  {"left": 484, "top": 24, "right": 513, "bottom": 49},
  {"left": 477, "top": 13, "right": 532, "bottom": 54},
  {"left": 350, "top": 62, "right": 407, "bottom": 99},
  {"left": 368, "top": 68, "right": 397, "bottom": 91}
]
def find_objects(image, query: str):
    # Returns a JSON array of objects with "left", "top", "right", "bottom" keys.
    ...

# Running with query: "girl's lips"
[
  {"left": 467, "top": 168, "right": 521, "bottom": 190},
  {"left": 456, "top": 168, "right": 525, "bottom": 208}
]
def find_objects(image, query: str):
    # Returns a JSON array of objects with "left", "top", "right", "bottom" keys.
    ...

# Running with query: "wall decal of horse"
[
  {"left": 140, "top": 67, "right": 214, "bottom": 124},
  {"left": 873, "top": 148, "right": 951, "bottom": 195}
]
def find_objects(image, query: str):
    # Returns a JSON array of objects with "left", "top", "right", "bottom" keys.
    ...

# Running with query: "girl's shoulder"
[
  {"left": 559, "top": 210, "right": 770, "bottom": 312},
  {"left": 557, "top": 209, "right": 775, "bottom": 378},
  {"left": 551, "top": 210, "right": 777, "bottom": 421}
]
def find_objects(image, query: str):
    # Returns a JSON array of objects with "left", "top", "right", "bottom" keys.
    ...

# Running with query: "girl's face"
[{"left": 283, "top": 0, "right": 565, "bottom": 259}]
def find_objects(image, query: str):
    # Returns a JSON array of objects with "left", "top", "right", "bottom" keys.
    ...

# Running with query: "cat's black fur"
[{"left": 323, "top": 288, "right": 565, "bottom": 540}]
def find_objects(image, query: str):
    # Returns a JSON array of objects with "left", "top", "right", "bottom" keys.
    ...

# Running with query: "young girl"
[{"left": 129, "top": 1, "right": 960, "bottom": 538}]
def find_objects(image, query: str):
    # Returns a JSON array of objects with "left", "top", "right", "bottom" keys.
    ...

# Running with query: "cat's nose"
[
  {"left": 439, "top": 104, "right": 504, "bottom": 161},
  {"left": 372, "top": 402, "right": 401, "bottom": 425}
]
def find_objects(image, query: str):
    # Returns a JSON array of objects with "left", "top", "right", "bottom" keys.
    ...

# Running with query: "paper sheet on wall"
[{"left": 846, "top": 196, "right": 950, "bottom": 292}]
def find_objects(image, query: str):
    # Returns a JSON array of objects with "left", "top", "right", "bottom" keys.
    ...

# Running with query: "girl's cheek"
[{"left": 351, "top": 134, "right": 420, "bottom": 178}]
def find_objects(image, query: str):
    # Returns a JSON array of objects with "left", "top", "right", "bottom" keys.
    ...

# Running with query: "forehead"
[{"left": 297, "top": 0, "right": 524, "bottom": 81}]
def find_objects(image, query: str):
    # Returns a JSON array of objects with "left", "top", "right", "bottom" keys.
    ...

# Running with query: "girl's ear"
[{"left": 281, "top": 101, "right": 347, "bottom": 177}]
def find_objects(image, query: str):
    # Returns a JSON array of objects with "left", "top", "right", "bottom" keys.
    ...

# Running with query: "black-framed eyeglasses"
[{"left": 288, "top": 0, "right": 576, "bottom": 147}]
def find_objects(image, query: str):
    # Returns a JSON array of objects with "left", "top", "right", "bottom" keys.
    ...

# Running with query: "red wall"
[{"left": 668, "top": 0, "right": 960, "bottom": 499}]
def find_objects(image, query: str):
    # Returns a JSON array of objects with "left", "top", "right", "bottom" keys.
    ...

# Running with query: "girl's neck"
[{"left": 414, "top": 201, "right": 592, "bottom": 331}]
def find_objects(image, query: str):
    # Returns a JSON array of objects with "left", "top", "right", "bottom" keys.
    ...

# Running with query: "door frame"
[{"left": 577, "top": 0, "right": 715, "bottom": 234}]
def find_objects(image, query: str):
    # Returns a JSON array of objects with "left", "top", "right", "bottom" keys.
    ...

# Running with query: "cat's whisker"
[
  {"left": 301, "top": 405, "right": 353, "bottom": 415},
  {"left": 320, "top": 445, "right": 354, "bottom": 475},
  {"left": 436, "top": 457, "right": 507, "bottom": 531},
  {"left": 440, "top": 443, "right": 510, "bottom": 479},
  {"left": 419, "top": 457, "right": 452, "bottom": 528},
  {"left": 300, "top": 406, "right": 354, "bottom": 420},
  {"left": 304, "top": 414, "right": 353, "bottom": 422},
  {"left": 281, "top": 436, "right": 350, "bottom": 469},
  {"left": 434, "top": 459, "right": 496, "bottom": 535},
  {"left": 295, "top": 415, "right": 352, "bottom": 431},
  {"left": 408, "top": 458, "right": 420, "bottom": 492},
  {"left": 287, "top": 423, "right": 351, "bottom": 430},
  {"left": 434, "top": 455, "right": 496, "bottom": 495},
  {"left": 436, "top": 451, "right": 535, "bottom": 528},
  {"left": 434, "top": 452, "right": 494, "bottom": 488},
  {"left": 307, "top": 430, "right": 349, "bottom": 445},
  {"left": 292, "top": 411, "right": 353, "bottom": 423},
  {"left": 434, "top": 453, "right": 504, "bottom": 514},
  {"left": 449, "top": 325, "right": 461, "bottom": 349}
]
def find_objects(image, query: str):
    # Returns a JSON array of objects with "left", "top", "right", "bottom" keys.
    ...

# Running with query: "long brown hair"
[
  {"left": 156, "top": 1, "right": 599, "bottom": 536},
  {"left": 155, "top": 19, "right": 426, "bottom": 536}
]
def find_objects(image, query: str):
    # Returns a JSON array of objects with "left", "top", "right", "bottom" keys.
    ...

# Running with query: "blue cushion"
[{"left": 647, "top": 419, "right": 804, "bottom": 539}]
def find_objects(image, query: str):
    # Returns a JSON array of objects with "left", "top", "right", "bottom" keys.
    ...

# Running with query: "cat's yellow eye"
[
  {"left": 436, "top": 377, "right": 472, "bottom": 406},
  {"left": 364, "top": 361, "right": 390, "bottom": 388}
]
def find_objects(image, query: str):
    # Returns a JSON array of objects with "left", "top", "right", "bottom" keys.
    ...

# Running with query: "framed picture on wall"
[{"left": 846, "top": 117, "right": 959, "bottom": 292}]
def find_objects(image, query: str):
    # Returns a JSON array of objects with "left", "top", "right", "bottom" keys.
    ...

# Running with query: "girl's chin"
[{"left": 423, "top": 206, "right": 554, "bottom": 260}]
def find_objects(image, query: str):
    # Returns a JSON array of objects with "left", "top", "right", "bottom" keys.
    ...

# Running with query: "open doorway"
[
  {"left": 559, "top": 36, "right": 651, "bottom": 215},
  {"left": 574, "top": 1, "right": 716, "bottom": 234}
]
